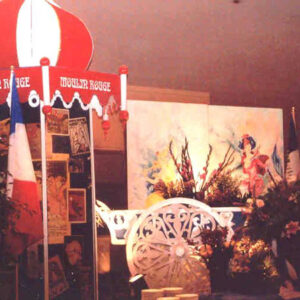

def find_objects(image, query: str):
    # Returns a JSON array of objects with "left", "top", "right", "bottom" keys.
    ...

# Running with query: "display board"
[
  {"left": 127, "top": 100, "right": 284, "bottom": 209},
  {"left": 0, "top": 63, "right": 127, "bottom": 300}
]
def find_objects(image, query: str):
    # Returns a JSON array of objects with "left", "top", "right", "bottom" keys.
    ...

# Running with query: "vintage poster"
[
  {"left": 127, "top": 101, "right": 284, "bottom": 209},
  {"left": 49, "top": 255, "right": 69, "bottom": 299},
  {"left": 208, "top": 106, "right": 284, "bottom": 197},
  {"left": 32, "top": 160, "right": 42, "bottom": 193},
  {"left": 127, "top": 100, "right": 209, "bottom": 209},
  {"left": 69, "top": 157, "right": 84, "bottom": 173},
  {"left": 26, "top": 243, "right": 41, "bottom": 279},
  {"left": 97, "top": 235, "right": 111, "bottom": 274},
  {"left": 26, "top": 123, "right": 41, "bottom": 159},
  {"left": 68, "top": 188, "right": 86, "bottom": 223},
  {"left": 0, "top": 118, "right": 9, "bottom": 157},
  {"left": 69, "top": 117, "right": 90, "bottom": 156},
  {"left": 47, "top": 160, "right": 70, "bottom": 244},
  {"left": 46, "top": 108, "right": 69, "bottom": 135},
  {"left": 64, "top": 235, "right": 84, "bottom": 267}
]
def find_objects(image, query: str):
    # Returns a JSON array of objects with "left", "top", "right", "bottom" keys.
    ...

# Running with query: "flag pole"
[
  {"left": 6, "top": 67, "right": 14, "bottom": 194},
  {"left": 89, "top": 108, "right": 99, "bottom": 300},
  {"left": 40, "top": 59, "right": 50, "bottom": 300},
  {"left": 6, "top": 66, "right": 14, "bottom": 109},
  {"left": 292, "top": 106, "right": 296, "bottom": 127},
  {"left": 8, "top": 66, "right": 18, "bottom": 300}
]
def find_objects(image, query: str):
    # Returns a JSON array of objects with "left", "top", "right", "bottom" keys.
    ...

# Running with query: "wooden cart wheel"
[{"left": 126, "top": 198, "right": 225, "bottom": 294}]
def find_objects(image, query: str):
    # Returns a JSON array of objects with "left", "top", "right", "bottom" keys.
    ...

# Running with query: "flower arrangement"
[
  {"left": 244, "top": 179, "right": 300, "bottom": 296},
  {"left": 153, "top": 138, "right": 248, "bottom": 207},
  {"left": 189, "top": 227, "right": 280, "bottom": 294},
  {"left": 151, "top": 137, "right": 300, "bottom": 295},
  {"left": 246, "top": 180, "right": 300, "bottom": 242},
  {"left": 228, "top": 235, "right": 280, "bottom": 294},
  {"left": 189, "top": 226, "right": 233, "bottom": 292}
]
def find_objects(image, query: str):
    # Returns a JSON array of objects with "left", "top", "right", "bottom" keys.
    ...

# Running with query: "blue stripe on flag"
[
  {"left": 10, "top": 74, "right": 24, "bottom": 135},
  {"left": 271, "top": 144, "right": 283, "bottom": 178},
  {"left": 288, "top": 115, "right": 298, "bottom": 153}
]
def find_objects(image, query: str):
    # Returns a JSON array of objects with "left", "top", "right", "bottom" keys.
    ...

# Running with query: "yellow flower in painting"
[{"left": 145, "top": 191, "right": 165, "bottom": 208}]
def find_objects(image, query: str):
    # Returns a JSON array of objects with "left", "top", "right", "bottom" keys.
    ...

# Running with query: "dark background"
[{"left": 56, "top": 0, "right": 300, "bottom": 151}]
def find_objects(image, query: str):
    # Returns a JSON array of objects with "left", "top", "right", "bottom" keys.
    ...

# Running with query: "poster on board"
[{"left": 47, "top": 160, "right": 70, "bottom": 244}]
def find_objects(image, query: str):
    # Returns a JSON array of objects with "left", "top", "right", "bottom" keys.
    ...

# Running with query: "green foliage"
[
  {"left": 246, "top": 180, "right": 300, "bottom": 242},
  {"left": 205, "top": 171, "right": 247, "bottom": 207},
  {"left": 0, "top": 171, "right": 14, "bottom": 235}
]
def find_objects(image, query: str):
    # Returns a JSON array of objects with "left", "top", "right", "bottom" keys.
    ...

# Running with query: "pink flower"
[
  {"left": 199, "top": 173, "right": 206, "bottom": 179},
  {"left": 288, "top": 194, "right": 297, "bottom": 202},
  {"left": 285, "top": 221, "right": 300, "bottom": 238},
  {"left": 256, "top": 199, "right": 265, "bottom": 208}
]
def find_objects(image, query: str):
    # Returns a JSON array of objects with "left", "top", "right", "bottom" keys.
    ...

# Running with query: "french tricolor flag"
[
  {"left": 5, "top": 72, "right": 43, "bottom": 256},
  {"left": 286, "top": 107, "right": 300, "bottom": 184}
]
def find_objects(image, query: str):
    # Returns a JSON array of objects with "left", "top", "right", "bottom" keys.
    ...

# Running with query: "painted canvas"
[
  {"left": 208, "top": 105, "right": 284, "bottom": 197},
  {"left": 127, "top": 100, "right": 209, "bottom": 209},
  {"left": 127, "top": 101, "right": 284, "bottom": 209}
]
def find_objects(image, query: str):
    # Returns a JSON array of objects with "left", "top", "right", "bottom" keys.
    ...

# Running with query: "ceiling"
[{"left": 55, "top": 0, "right": 300, "bottom": 131}]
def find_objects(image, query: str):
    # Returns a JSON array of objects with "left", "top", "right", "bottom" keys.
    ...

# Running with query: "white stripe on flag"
[{"left": 8, "top": 123, "right": 36, "bottom": 183}]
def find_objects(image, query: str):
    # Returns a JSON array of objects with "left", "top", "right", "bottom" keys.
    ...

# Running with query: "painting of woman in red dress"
[{"left": 238, "top": 134, "right": 269, "bottom": 197}]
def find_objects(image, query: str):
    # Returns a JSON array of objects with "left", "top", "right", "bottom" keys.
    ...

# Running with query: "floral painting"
[
  {"left": 127, "top": 100, "right": 209, "bottom": 209},
  {"left": 127, "top": 100, "right": 283, "bottom": 209},
  {"left": 208, "top": 106, "right": 284, "bottom": 197}
]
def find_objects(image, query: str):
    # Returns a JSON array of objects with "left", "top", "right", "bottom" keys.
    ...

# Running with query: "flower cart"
[{"left": 96, "top": 197, "right": 245, "bottom": 295}]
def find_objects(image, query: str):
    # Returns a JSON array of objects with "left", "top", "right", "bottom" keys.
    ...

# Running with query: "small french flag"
[
  {"left": 286, "top": 107, "right": 300, "bottom": 184},
  {"left": 5, "top": 72, "right": 43, "bottom": 256}
]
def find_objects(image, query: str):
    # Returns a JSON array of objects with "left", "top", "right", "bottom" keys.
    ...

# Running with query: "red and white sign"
[
  {"left": 0, "top": 67, "right": 43, "bottom": 104},
  {"left": 0, "top": 67, "right": 121, "bottom": 111},
  {"left": 49, "top": 68, "right": 120, "bottom": 106}
]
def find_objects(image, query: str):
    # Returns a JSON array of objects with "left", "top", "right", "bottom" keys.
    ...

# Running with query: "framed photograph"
[
  {"left": 64, "top": 235, "right": 84, "bottom": 267},
  {"left": 49, "top": 255, "right": 69, "bottom": 298},
  {"left": 69, "top": 157, "right": 84, "bottom": 173},
  {"left": 46, "top": 108, "right": 69, "bottom": 135},
  {"left": 26, "top": 123, "right": 41, "bottom": 159},
  {"left": 69, "top": 117, "right": 90, "bottom": 156},
  {"left": 68, "top": 188, "right": 86, "bottom": 223}
]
